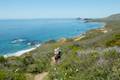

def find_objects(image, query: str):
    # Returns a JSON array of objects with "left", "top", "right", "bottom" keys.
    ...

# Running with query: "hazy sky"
[{"left": 0, "top": 0, "right": 120, "bottom": 19}]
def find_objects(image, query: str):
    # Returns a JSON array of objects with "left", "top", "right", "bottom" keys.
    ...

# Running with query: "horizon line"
[{"left": 0, "top": 17, "right": 100, "bottom": 20}]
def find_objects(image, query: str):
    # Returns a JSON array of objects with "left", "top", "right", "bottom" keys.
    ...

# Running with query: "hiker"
[{"left": 54, "top": 48, "right": 61, "bottom": 63}]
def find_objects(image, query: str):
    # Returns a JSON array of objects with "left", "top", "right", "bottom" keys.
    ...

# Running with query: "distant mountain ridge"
[
  {"left": 91, "top": 13, "right": 120, "bottom": 22},
  {"left": 104, "top": 13, "right": 120, "bottom": 20},
  {"left": 107, "top": 14, "right": 120, "bottom": 20}
]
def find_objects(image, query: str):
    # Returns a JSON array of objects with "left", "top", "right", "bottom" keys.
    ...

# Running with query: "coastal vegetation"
[{"left": 0, "top": 14, "right": 120, "bottom": 80}]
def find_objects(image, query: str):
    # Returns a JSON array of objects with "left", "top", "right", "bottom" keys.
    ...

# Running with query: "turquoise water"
[{"left": 0, "top": 19, "right": 102, "bottom": 55}]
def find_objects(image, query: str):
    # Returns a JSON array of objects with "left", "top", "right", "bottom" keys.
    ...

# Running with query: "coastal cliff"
[{"left": 0, "top": 14, "right": 120, "bottom": 80}]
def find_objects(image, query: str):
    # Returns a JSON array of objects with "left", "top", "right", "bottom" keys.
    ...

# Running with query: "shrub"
[
  {"left": 0, "top": 70, "right": 26, "bottom": 80},
  {"left": 48, "top": 48, "right": 120, "bottom": 80},
  {"left": 105, "top": 34, "right": 120, "bottom": 47},
  {"left": 0, "top": 56, "right": 6, "bottom": 64}
]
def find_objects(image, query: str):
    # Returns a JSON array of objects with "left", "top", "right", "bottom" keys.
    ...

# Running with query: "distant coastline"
[{"left": 2, "top": 20, "right": 106, "bottom": 58}]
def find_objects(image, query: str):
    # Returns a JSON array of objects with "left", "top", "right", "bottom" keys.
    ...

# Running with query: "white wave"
[{"left": 4, "top": 44, "right": 41, "bottom": 58}]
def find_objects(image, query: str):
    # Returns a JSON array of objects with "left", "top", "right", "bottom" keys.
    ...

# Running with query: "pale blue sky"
[{"left": 0, "top": 0, "right": 120, "bottom": 19}]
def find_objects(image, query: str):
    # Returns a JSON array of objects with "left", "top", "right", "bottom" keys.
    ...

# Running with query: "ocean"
[{"left": 0, "top": 19, "right": 103, "bottom": 55}]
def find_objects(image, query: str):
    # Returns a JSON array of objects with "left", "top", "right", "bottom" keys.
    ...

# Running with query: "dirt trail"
[
  {"left": 34, "top": 72, "right": 48, "bottom": 80},
  {"left": 51, "top": 56, "right": 56, "bottom": 65},
  {"left": 34, "top": 57, "right": 55, "bottom": 80}
]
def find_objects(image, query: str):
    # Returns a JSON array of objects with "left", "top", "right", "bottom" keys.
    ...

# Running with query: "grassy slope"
[
  {"left": 0, "top": 14, "right": 120, "bottom": 80},
  {"left": 47, "top": 14, "right": 120, "bottom": 80}
]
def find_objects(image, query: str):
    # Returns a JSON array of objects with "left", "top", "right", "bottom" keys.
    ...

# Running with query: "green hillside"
[
  {"left": 47, "top": 14, "right": 120, "bottom": 80},
  {"left": 0, "top": 14, "right": 120, "bottom": 80}
]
